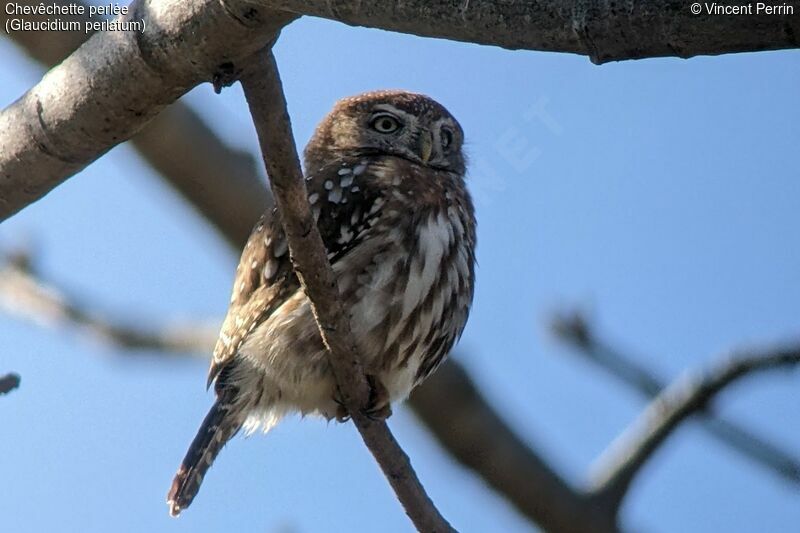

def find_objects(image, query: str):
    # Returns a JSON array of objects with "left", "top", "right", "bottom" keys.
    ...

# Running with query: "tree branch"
[
  {"left": 239, "top": 48, "right": 454, "bottom": 533},
  {"left": 0, "top": 373, "right": 20, "bottom": 395},
  {"left": 551, "top": 310, "right": 800, "bottom": 487},
  {"left": 0, "top": 0, "right": 272, "bottom": 247},
  {"left": 0, "top": 0, "right": 296, "bottom": 223},
  {"left": 589, "top": 345, "right": 800, "bottom": 512},
  {"left": 263, "top": 0, "right": 800, "bottom": 63}
]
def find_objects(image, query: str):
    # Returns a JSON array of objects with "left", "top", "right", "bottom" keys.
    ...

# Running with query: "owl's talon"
[
  {"left": 333, "top": 393, "right": 351, "bottom": 422},
  {"left": 362, "top": 374, "right": 392, "bottom": 421}
]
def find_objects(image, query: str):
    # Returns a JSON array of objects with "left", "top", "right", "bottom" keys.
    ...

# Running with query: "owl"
[{"left": 167, "top": 90, "right": 476, "bottom": 516}]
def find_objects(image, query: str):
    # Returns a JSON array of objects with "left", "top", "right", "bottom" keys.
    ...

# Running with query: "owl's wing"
[
  {"left": 207, "top": 163, "right": 385, "bottom": 390},
  {"left": 207, "top": 209, "right": 298, "bottom": 389}
]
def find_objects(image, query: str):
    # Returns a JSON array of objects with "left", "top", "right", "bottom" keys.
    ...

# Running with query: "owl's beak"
[{"left": 418, "top": 130, "right": 433, "bottom": 165}]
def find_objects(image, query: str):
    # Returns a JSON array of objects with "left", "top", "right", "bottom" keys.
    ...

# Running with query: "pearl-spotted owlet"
[{"left": 168, "top": 90, "right": 476, "bottom": 515}]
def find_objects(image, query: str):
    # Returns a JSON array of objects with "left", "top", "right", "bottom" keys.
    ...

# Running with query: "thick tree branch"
[
  {"left": 552, "top": 310, "right": 800, "bottom": 487},
  {"left": 0, "top": 373, "right": 20, "bottom": 395},
  {"left": 589, "top": 345, "right": 800, "bottom": 512},
  {"left": 0, "top": 0, "right": 272, "bottom": 247},
  {"left": 263, "top": 0, "right": 800, "bottom": 63},
  {"left": 239, "top": 49, "right": 454, "bottom": 533},
  {"left": 0, "top": 0, "right": 296, "bottom": 223}
]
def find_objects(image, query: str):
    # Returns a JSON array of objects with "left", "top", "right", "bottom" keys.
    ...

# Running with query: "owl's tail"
[{"left": 167, "top": 398, "right": 242, "bottom": 517}]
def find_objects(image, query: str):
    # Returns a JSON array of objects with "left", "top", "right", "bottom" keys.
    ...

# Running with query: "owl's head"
[{"left": 305, "top": 90, "right": 465, "bottom": 174}]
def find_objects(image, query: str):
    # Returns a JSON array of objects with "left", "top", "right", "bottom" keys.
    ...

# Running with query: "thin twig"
[
  {"left": 552, "top": 310, "right": 800, "bottom": 487},
  {"left": 239, "top": 48, "right": 455, "bottom": 532},
  {"left": 0, "top": 373, "right": 20, "bottom": 395},
  {"left": 589, "top": 345, "right": 800, "bottom": 512}
]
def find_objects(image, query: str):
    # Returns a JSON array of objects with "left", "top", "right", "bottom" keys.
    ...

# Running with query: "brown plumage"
[{"left": 167, "top": 90, "right": 476, "bottom": 516}]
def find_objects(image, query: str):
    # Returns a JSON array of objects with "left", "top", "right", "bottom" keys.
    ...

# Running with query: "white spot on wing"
[
  {"left": 263, "top": 259, "right": 278, "bottom": 280},
  {"left": 328, "top": 189, "right": 343, "bottom": 203}
]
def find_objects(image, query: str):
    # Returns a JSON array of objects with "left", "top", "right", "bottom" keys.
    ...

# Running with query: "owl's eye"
[
  {"left": 370, "top": 114, "right": 401, "bottom": 134},
  {"left": 440, "top": 127, "right": 454, "bottom": 150}
]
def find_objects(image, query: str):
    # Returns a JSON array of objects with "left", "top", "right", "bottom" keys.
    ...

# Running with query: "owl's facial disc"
[{"left": 304, "top": 91, "right": 466, "bottom": 175}]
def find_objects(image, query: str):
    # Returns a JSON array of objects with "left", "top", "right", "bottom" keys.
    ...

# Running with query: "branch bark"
[
  {"left": 262, "top": 0, "right": 800, "bottom": 63},
  {"left": 239, "top": 48, "right": 454, "bottom": 533},
  {"left": 1, "top": 0, "right": 272, "bottom": 247},
  {"left": 589, "top": 345, "right": 800, "bottom": 512},
  {"left": 0, "top": 0, "right": 295, "bottom": 223}
]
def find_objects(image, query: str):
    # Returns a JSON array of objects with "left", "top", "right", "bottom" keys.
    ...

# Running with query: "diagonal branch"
[
  {"left": 0, "top": 1, "right": 296, "bottom": 223},
  {"left": 551, "top": 310, "right": 800, "bottom": 487},
  {"left": 0, "top": 0, "right": 272, "bottom": 247},
  {"left": 589, "top": 345, "right": 800, "bottom": 512},
  {"left": 239, "top": 48, "right": 454, "bottom": 533}
]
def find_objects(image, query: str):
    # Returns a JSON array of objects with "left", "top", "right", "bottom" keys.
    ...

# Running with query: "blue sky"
[{"left": 1, "top": 14, "right": 799, "bottom": 533}]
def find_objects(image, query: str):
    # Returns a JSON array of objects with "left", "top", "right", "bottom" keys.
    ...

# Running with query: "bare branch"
[
  {"left": 0, "top": 1, "right": 296, "bottom": 222},
  {"left": 0, "top": 251, "right": 216, "bottom": 355},
  {"left": 551, "top": 310, "right": 800, "bottom": 487},
  {"left": 239, "top": 48, "right": 454, "bottom": 532},
  {"left": 589, "top": 345, "right": 800, "bottom": 511},
  {"left": 263, "top": 0, "right": 800, "bottom": 63},
  {"left": 0, "top": 373, "right": 20, "bottom": 395}
]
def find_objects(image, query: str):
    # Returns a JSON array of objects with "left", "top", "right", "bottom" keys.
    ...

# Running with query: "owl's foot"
[
  {"left": 363, "top": 374, "right": 392, "bottom": 421},
  {"left": 332, "top": 375, "right": 392, "bottom": 422},
  {"left": 333, "top": 392, "right": 350, "bottom": 422}
]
